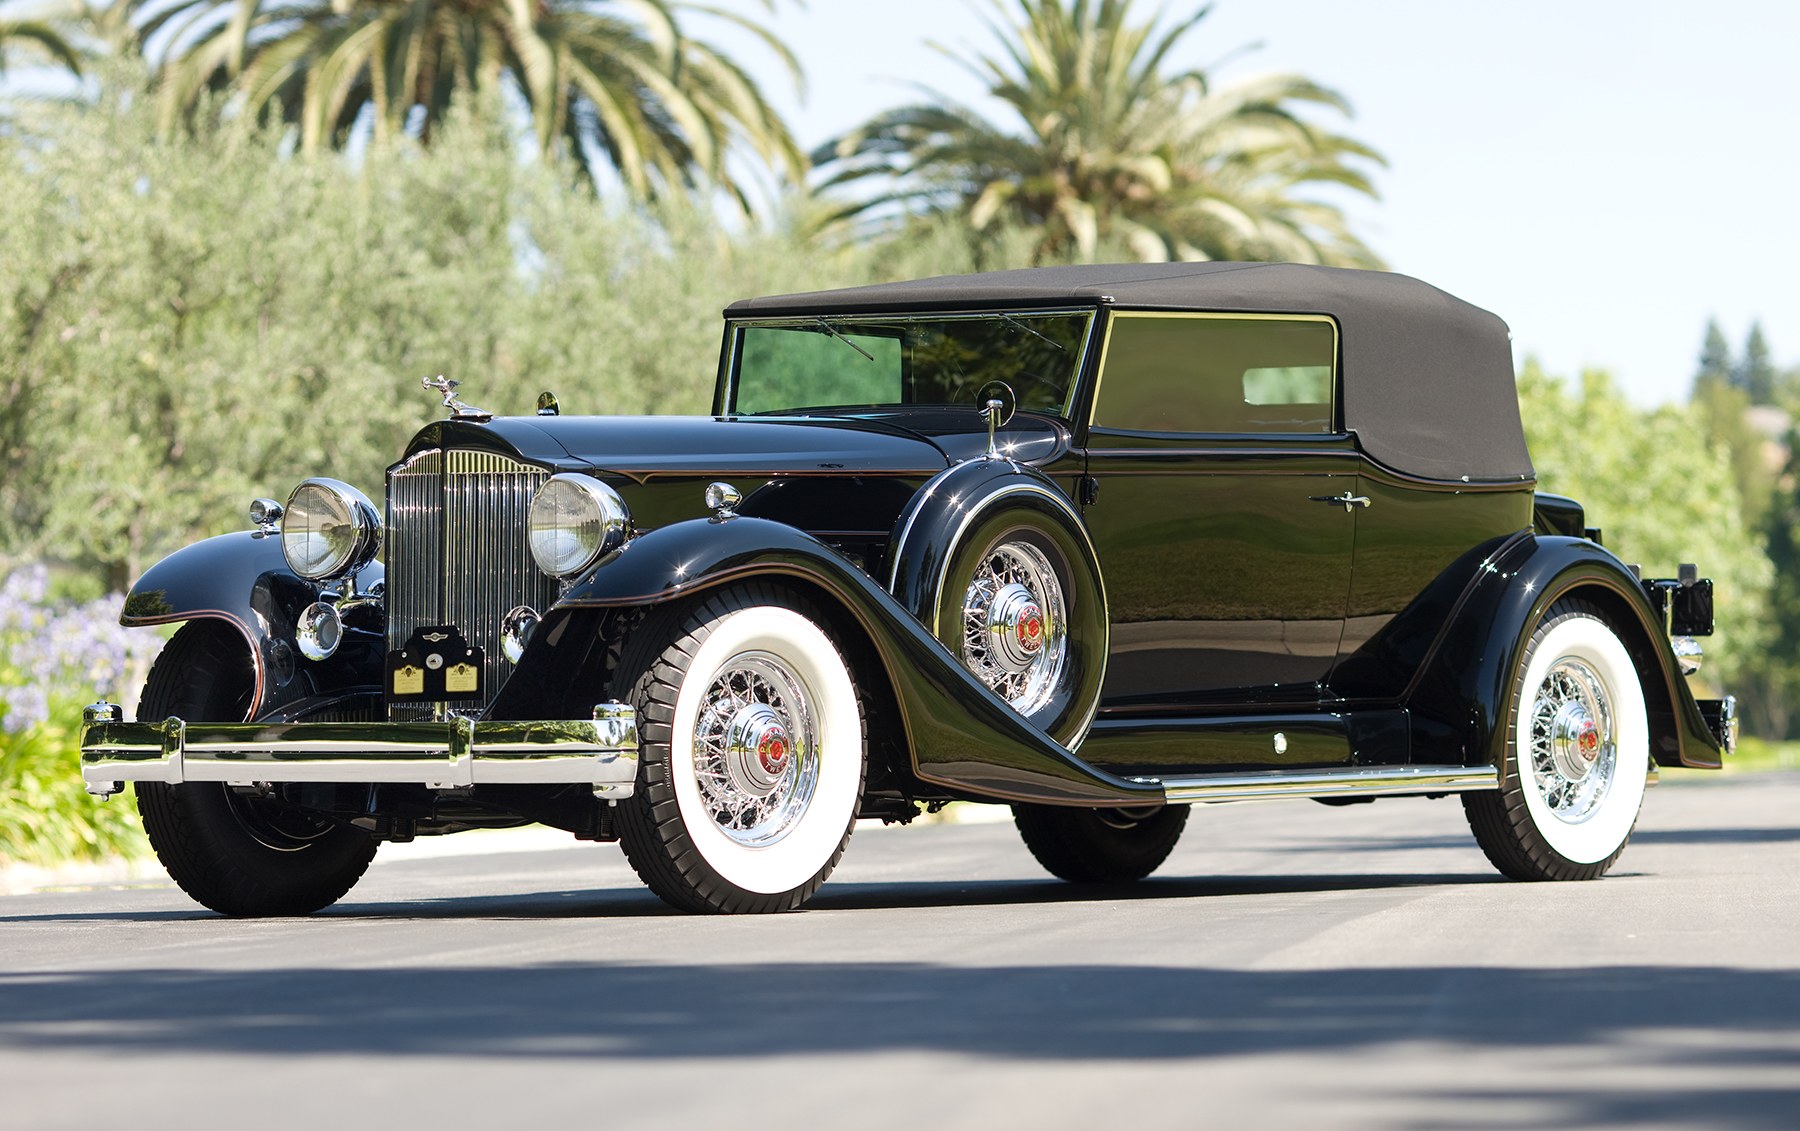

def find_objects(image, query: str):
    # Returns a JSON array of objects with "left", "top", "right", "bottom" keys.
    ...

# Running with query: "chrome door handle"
[{"left": 1309, "top": 491, "right": 1371, "bottom": 511}]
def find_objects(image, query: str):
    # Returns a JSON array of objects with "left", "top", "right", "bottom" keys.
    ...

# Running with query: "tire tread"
[
  {"left": 1013, "top": 804, "right": 1189, "bottom": 884},
  {"left": 1462, "top": 598, "right": 1639, "bottom": 882},
  {"left": 614, "top": 584, "right": 865, "bottom": 914},
  {"left": 135, "top": 623, "right": 377, "bottom": 917}
]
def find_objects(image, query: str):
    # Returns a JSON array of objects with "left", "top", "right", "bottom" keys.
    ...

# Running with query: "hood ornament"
[{"left": 423, "top": 374, "right": 492, "bottom": 422}]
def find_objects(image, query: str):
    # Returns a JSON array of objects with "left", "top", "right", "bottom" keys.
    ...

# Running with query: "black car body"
[{"left": 81, "top": 262, "right": 1735, "bottom": 915}]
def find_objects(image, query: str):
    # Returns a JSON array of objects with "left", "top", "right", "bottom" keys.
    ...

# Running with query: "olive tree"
[{"left": 1517, "top": 360, "right": 1772, "bottom": 701}]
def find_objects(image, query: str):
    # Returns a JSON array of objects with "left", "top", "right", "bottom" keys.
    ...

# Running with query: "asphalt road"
[{"left": 3, "top": 772, "right": 1798, "bottom": 1130}]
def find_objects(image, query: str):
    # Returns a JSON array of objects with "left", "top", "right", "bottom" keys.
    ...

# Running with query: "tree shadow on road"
[{"left": 0, "top": 960, "right": 1794, "bottom": 1084}]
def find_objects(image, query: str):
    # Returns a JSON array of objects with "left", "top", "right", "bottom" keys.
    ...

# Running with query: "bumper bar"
[
  {"left": 79, "top": 701, "right": 638, "bottom": 799},
  {"left": 1697, "top": 696, "right": 1738, "bottom": 757}
]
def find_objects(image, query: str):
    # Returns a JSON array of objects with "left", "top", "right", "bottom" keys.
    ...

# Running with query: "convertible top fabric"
[{"left": 725, "top": 263, "right": 1533, "bottom": 484}]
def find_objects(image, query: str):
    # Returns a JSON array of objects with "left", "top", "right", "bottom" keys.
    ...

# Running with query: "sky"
[{"left": 716, "top": 0, "right": 1800, "bottom": 407}]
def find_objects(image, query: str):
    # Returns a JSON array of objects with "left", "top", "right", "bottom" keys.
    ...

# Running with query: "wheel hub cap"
[
  {"left": 691, "top": 651, "right": 819, "bottom": 848},
  {"left": 986, "top": 583, "right": 1047, "bottom": 673},
  {"left": 1529, "top": 656, "right": 1617, "bottom": 823},
  {"left": 722, "top": 703, "right": 792, "bottom": 796},
  {"left": 1549, "top": 701, "right": 1602, "bottom": 782},
  {"left": 959, "top": 539, "right": 1068, "bottom": 717}
]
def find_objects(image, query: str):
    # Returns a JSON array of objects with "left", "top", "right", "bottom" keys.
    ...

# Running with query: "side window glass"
[{"left": 1093, "top": 314, "right": 1337, "bottom": 433}]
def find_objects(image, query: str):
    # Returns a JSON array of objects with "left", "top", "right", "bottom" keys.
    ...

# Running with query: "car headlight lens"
[
  {"left": 529, "top": 473, "right": 629, "bottom": 578},
  {"left": 281, "top": 478, "right": 383, "bottom": 580}
]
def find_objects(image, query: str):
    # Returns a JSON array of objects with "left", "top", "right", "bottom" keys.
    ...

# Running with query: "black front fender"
[
  {"left": 1405, "top": 534, "right": 1720, "bottom": 771},
  {"left": 120, "top": 532, "right": 386, "bottom": 718},
  {"left": 532, "top": 516, "right": 1156, "bottom": 806}
]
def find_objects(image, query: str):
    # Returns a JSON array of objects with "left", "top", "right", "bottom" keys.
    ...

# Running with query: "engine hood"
[{"left": 404, "top": 415, "right": 955, "bottom": 481}]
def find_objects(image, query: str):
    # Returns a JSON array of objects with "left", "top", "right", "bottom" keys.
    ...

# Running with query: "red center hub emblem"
[
  {"left": 1577, "top": 725, "right": 1600, "bottom": 758},
  {"left": 1017, "top": 609, "right": 1044, "bottom": 654},
  {"left": 758, "top": 732, "right": 789, "bottom": 774}
]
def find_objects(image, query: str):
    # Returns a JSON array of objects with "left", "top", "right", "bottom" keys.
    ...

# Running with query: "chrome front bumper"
[{"left": 79, "top": 702, "right": 638, "bottom": 799}]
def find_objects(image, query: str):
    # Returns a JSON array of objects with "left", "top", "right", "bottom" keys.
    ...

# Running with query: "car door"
[{"left": 1080, "top": 311, "right": 1357, "bottom": 711}]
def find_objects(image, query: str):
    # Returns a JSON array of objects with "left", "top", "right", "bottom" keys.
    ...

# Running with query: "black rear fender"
[{"left": 1404, "top": 534, "right": 1720, "bottom": 770}]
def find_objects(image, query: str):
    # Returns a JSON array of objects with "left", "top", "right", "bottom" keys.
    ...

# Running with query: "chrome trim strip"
[
  {"left": 79, "top": 703, "right": 638, "bottom": 797},
  {"left": 1079, "top": 446, "right": 1533, "bottom": 491},
  {"left": 1149, "top": 764, "right": 1499, "bottom": 804}
]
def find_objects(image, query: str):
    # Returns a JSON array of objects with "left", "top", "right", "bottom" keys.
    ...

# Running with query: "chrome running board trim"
[
  {"left": 78, "top": 702, "right": 637, "bottom": 799},
  {"left": 1146, "top": 764, "right": 1499, "bottom": 804}
]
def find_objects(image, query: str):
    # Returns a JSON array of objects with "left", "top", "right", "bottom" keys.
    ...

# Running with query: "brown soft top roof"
[{"left": 726, "top": 262, "right": 1532, "bottom": 484}]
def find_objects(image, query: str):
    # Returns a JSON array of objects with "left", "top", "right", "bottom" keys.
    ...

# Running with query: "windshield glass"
[{"left": 726, "top": 311, "right": 1094, "bottom": 417}]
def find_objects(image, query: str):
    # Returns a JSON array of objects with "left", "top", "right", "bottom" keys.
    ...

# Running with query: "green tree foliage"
[
  {"left": 1517, "top": 360, "right": 1772, "bottom": 702},
  {"left": 1689, "top": 317, "right": 1778, "bottom": 531},
  {"left": 812, "top": 0, "right": 1384, "bottom": 265},
  {"left": 122, "top": 0, "right": 804, "bottom": 211},
  {"left": 1737, "top": 321, "right": 1777, "bottom": 405},
  {"left": 1695, "top": 317, "right": 1732, "bottom": 389},
  {"left": 0, "top": 73, "right": 1002, "bottom": 589},
  {"left": 1754, "top": 439, "right": 1800, "bottom": 738},
  {"left": 1691, "top": 372, "right": 1776, "bottom": 529}
]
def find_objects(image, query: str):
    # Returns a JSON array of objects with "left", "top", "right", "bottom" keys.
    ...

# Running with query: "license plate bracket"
[{"left": 386, "top": 625, "right": 484, "bottom": 702}]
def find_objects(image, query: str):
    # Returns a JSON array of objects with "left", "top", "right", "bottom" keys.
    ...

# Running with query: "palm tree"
[
  {"left": 122, "top": 0, "right": 804, "bottom": 211},
  {"left": 0, "top": 10, "right": 83, "bottom": 78},
  {"left": 813, "top": 0, "right": 1384, "bottom": 266}
]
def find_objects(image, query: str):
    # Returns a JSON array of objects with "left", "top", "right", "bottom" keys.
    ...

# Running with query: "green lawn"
[{"left": 1722, "top": 736, "right": 1800, "bottom": 772}]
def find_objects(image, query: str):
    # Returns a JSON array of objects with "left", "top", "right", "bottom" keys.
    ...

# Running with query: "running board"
[{"left": 1143, "top": 764, "right": 1499, "bottom": 804}]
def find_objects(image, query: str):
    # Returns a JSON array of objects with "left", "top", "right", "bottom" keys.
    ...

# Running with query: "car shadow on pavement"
[
  {"left": 0, "top": 869, "right": 1500, "bottom": 923},
  {"left": 1629, "top": 825, "right": 1800, "bottom": 845},
  {"left": 810, "top": 870, "right": 1499, "bottom": 911}
]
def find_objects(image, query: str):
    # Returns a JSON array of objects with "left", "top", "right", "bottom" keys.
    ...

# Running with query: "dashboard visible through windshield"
[{"left": 725, "top": 310, "right": 1095, "bottom": 417}]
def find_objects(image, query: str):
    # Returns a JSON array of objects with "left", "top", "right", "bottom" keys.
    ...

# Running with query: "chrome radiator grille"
[{"left": 385, "top": 448, "right": 559, "bottom": 717}]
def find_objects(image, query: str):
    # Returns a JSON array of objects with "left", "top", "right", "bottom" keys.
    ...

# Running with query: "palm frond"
[
  {"left": 130, "top": 0, "right": 803, "bottom": 215},
  {"left": 815, "top": 0, "right": 1384, "bottom": 268}
]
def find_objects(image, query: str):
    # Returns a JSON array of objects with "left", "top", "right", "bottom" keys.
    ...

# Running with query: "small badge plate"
[{"left": 386, "top": 626, "right": 484, "bottom": 702}]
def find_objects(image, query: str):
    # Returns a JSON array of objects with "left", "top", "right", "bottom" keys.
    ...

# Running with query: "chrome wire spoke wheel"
[
  {"left": 689, "top": 652, "right": 820, "bottom": 848},
  {"left": 1464, "top": 603, "right": 1650, "bottom": 880},
  {"left": 959, "top": 539, "right": 1067, "bottom": 715},
  {"left": 616, "top": 590, "right": 866, "bottom": 912},
  {"left": 1511, "top": 612, "right": 1648, "bottom": 867},
  {"left": 1527, "top": 658, "right": 1616, "bottom": 824}
]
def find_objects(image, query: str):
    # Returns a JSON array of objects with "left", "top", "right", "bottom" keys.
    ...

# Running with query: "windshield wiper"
[
  {"left": 813, "top": 318, "right": 875, "bottom": 362},
  {"left": 997, "top": 312, "right": 1067, "bottom": 353}
]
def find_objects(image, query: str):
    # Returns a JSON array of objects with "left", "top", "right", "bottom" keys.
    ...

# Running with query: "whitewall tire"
[
  {"left": 1465, "top": 600, "right": 1650, "bottom": 880},
  {"left": 615, "top": 585, "right": 865, "bottom": 913}
]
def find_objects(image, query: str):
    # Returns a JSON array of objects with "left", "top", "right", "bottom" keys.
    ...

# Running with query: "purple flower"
[{"left": 1, "top": 565, "right": 156, "bottom": 734}]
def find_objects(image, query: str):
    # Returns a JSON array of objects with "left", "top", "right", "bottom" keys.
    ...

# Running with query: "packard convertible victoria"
[{"left": 79, "top": 263, "right": 1735, "bottom": 915}]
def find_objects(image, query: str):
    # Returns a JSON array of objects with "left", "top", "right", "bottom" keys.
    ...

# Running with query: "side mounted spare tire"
[{"left": 890, "top": 462, "right": 1107, "bottom": 746}]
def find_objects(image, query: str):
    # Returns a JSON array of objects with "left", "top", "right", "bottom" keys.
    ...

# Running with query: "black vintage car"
[{"left": 80, "top": 263, "right": 1734, "bottom": 915}]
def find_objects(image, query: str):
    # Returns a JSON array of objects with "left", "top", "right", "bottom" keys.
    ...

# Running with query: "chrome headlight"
[
  {"left": 528, "top": 473, "right": 629, "bottom": 578},
  {"left": 281, "top": 478, "right": 382, "bottom": 580}
]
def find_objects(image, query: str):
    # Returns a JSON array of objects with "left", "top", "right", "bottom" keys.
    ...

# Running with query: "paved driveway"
[{"left": 2, "top": 772, "right": 1796, "bottom": 1129}]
